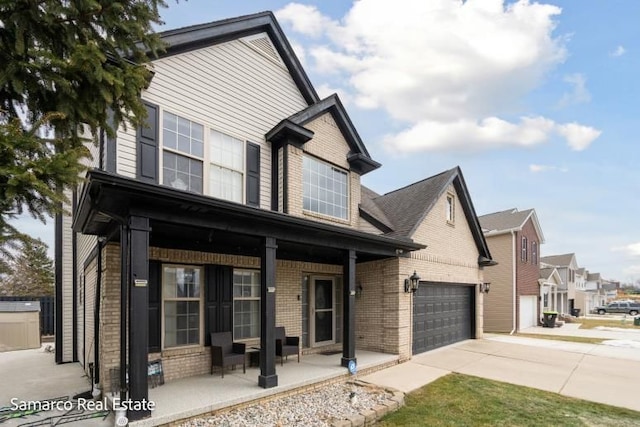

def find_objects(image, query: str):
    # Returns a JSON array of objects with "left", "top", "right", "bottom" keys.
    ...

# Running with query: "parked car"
[{"left": 594, "top": 301, "right": 640, "bottom": 315}]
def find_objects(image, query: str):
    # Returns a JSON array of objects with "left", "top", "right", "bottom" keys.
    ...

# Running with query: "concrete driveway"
[{"left": 360, "top": 335, "right": 640, "bottom": 412}]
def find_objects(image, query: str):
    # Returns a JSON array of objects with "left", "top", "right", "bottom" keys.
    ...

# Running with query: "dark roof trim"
[
  {"left": 154, "top": 11, "right": 318, "bottom": 105},
  {"left": 265, "top": 119, "right": 314, "bottom": 147},
  {"left": 287, "top": 94, "right": 371, "bottom": 156},
  {"left": 358, "top": 207, "right": 394, "bottom": 234},
  {"left": 73, "top": 170, "right": 424, "bottom": 257},
  {"left": 347, "top": 153, "right": 381, "bottom": 175}
]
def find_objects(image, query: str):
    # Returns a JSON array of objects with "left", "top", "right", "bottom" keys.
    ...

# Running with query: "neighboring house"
[
  {"left": 478, "top": 208, "right": 545, "bottom": 332},
  {"left": 601, "top": 280, "right": 620, "bottom": 302},
  {"left": 55, "top": 12, "right": 494, "bottom": 421},
  {"left": 540, "top": 253, "right": 579, "bottom": 315},
  {"left": 574, "top": 267, "right": 597, "bottom": 316},
  {"left": 538, "top": 267, "right": 561, "bottom": 315}
]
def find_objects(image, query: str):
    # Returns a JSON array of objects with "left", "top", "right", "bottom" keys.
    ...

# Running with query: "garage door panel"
[{"left": 413, "top": 283, "right": 474, "bottom": 355}]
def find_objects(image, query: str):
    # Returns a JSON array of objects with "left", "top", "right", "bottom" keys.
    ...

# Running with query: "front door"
[{"left": 310, "top": 277, "right": 334, "bottom": 346}]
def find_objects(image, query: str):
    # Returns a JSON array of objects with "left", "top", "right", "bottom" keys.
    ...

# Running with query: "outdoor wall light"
[
  {"left": 479, "top": 282, "right": 491, "bottom": 294},
  {"left": 404, "top": 271, "right": 421, "bottom": 293}
]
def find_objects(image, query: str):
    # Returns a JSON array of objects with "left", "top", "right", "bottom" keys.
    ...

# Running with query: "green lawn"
[
  {"left": 578, "top": 318, "right": 640, "bottom": 330},
  {"left": 514, "top": 333, "right": 604, "bottom": 345},
  {"left": 380, "top": 374, "right": 640, "bottom": 427}
]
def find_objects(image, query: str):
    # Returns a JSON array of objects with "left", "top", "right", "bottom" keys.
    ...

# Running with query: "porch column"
[
  {"left": 341, "top": 249, "right": 356, "bottom": 368},
  {"left": 259, "top": 237, "right": 278, "bottom": 388},
  {"left": 128, "top": 216, "right": 151, "bottom": 421}
]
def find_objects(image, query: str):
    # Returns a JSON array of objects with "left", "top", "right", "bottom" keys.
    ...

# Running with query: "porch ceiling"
[{"left": 73, "top": 170, "right": 424, "bottom": 263}]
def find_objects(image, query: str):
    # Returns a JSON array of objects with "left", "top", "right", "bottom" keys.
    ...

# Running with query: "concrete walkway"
[{"left": 360, "top": 336, "right": 640, "bottom": 412}]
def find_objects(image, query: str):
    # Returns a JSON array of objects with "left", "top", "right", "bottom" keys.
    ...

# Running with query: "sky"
[{"left": 12, "top": 0, "right": 640, "bottom": 283}]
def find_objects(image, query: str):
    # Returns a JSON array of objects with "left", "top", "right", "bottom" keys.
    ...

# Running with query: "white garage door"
[{"left": 519, "top": 296, "right": 537, "bottom": 330}]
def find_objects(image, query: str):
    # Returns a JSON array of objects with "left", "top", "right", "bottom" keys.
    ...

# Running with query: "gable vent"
[{"left": 242, "top": 33, "right": 282, "bottom": 64}]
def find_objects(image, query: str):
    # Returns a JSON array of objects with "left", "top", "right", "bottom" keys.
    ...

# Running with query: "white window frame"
[
  {"left": 446, "top": 193, "right": 455, "bottom": 224},
  {"left": 302, "top": 155, "right": 349, "bottom": 220},
  {"left": 161, "top": 264, "right": 204, "bottom": 349},
  {"left": 521, "top": 236, "right": 528, "bottom": 262},
  {"left": 209, "top": 129, "right": 245, "bottom": 204},
  {"left": 232, "top": 269, "right": 261, "bottom": 341},
  {"left": 159, "top": 108, "right": 248, "bottom": 204}
]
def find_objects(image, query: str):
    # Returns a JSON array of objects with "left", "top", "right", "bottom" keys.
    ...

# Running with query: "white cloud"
[
  {"left": 316, "top": 84, "right": 352, "bottom": 106},
  {"left": 277, "top": 0, "right": 602, "bottom": 153},
  {"left": 610, "top": 45, "right": 626, "bottom": 57},
  {"left": 529, "top": 164, "right": 568, "bottom": 173},
  {"left": 557, "top": 73, "right": 591, "bottom": 107},
  {"left": 275, "top": 3, "right": 337, "bottom": 38},
  {"left": 556, "top": 123, "right": 601, "bottom": 151},
  {"left": 612, "top": 243, "right": 640, "bottom": 257}
]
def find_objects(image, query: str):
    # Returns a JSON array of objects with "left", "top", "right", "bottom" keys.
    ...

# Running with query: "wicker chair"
[
  {"left": 210, "top": 332, "right": 246, "bottom": 378},
  {"left": 275, "top": 326, "right": 300, "bottom": 366}
]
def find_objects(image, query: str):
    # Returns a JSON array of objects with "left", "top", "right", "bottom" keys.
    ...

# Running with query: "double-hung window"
[
  {"left": 532, "top": 241, "right": 538, "bottom": 265},
  {"left": 210, "top": 130, "right": 244, "bottom": 203},
  {"left": 521, "top": 236, "right": 528, "bottom": 262},
  {"left": 303, "top": 155, "right": 349, "bottom": 220},
  {"left": 161, "top": 111, "right": 250, "bottom": 204},
  {"left": 163, "top": 265, "right": 202, "bottom": 348},
  {"left": 233, "top": 269, "right": 261, "bottom": 340},
  {"left": 162, "top": 113, "right": 204, "bottom": 193}
]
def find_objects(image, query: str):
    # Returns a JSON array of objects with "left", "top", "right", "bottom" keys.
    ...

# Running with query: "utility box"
[{"left": 0, "top": 301, "right": 41, "bottom": 352}]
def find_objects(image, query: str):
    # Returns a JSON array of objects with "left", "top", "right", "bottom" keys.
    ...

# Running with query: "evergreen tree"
[
  {"left": 0, "top": 0, "right": 172, "bottom": 265},
  {"left": 0, "top": 239, "right": 54, "bottom": 296}
]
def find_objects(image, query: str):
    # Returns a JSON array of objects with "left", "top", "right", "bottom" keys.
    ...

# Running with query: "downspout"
[
  {"left": 93, "top": 238, "right": 103, "bottom": 389},
  {"left": 119, "top": 224, "right": 129, "bottom": 403},
  {"left": 510, "top": 230, "right": 517, "bottom": 335}
]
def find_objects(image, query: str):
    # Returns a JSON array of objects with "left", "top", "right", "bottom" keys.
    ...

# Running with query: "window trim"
[
  {"left": 521, "top": 236, "right": 528, "bottom": 262},
  {"left": 159, "top": 108, "right": 250, "bottom": 204},
  {"left": 232, "top": 268, "right": 261, "bottom": 341},
  {"left": 161, "top": 264, "right": 204, "bottom": 350},
  {"left": 302, "top": 154, "right": 350, "bottom": 221},
  {"left": 445, "top": 193, "right": 455, "bottom": 225},
  {"left": 532, "top": 241, "right": 538, "bottom": 265}
]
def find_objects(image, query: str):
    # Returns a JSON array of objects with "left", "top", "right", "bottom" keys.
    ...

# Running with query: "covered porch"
[
  {"left": 73, "top": 170, "right": 422, "bottom": 422},
  {"left": 126, "top": 350, "right": 397, "bottom": 426}
]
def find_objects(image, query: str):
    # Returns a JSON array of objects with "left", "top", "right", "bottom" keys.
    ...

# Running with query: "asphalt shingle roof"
[
  {"left": 368, "top": 169, "right": 457, "bottom": 238},
  {"left": 587, "top": 272, "right": 601, "bottom": 281},
  {"left": 0, "top": 301, "right": 41, "bottom": 312},
  {"left": 359, "top": 185, "right": 395, "bottom": 231},
  {"left": 478, "top": 208, "right": 534, "bottom": 232},
  {"left": 541, "top": 253, "right": 575, "bottom": 267},
  {"left": 539, "top": 267, "right": 556, "bottom": 280}
]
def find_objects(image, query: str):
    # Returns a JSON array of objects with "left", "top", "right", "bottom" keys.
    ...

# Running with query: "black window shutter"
[
  {"left": 137, "top": 102, "right": 159, "bottom": 183},
  {"left": 205, "top": 265, "right": 234, "bottom": 346},
  {"left": 148, "top": 260, "right": 161, "bottom": 352},
  {"left": 246, "top": 142, "right": 260, "bottom": 207}
]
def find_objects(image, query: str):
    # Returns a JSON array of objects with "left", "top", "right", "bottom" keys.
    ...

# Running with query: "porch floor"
[{"left": 128, "top": 350, "right": 398, "bottom": 427}]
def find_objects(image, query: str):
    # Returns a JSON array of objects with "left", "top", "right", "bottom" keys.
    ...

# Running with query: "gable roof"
[
  {"left": 360, "top": 167, "right": 494, "bottom": 265},
  {"left": 586, "top": 272, "right": 601, "bottom": 281},
  {"left": 541, "top": 253, "right": 576, "bottom": 268},
  {"left": 478, "top": 208, "right": 545, "bottom": 243},
  {"left": 155, "top": 11, "right": 318, "bottom": 105},
  {"left": 538, "top": 267, "right": 562, "bottom": 286},
  {"left": 267, "top": 94, "right": 381, "bottom": 175},
  {"left": 360, "top": 186, "right": 394, "bottom": 232}
]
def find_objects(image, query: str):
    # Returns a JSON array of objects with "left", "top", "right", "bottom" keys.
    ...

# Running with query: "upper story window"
[
  {"left": 210, "top": 130, "right": 244, "bottom": 203},
  {"left": 161, "top": 110, "right": 253, "bottom": 205},
  {"left": 446, "top": 193, "right": 455, "bottom": 224},
  {"left": 162, "top": 113, "right": 204, "bottom": 193},
  {"left": 532, "top": 241, "right": 538, "bottom": 265},
  {"left": 521, "top": 236, "right": 528, "bottom": 262},
  {"left": 303, "top": 155, "right": 349, "bottom": 220}
]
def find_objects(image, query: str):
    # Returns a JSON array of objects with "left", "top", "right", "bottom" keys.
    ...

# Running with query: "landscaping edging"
[{"left": 330, "top": 383, "right": 405, "bottom": 427}]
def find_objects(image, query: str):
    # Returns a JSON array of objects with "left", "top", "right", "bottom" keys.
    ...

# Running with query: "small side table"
[{"left": 247, "top": 346, "right": 260, "bottom": 367}]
